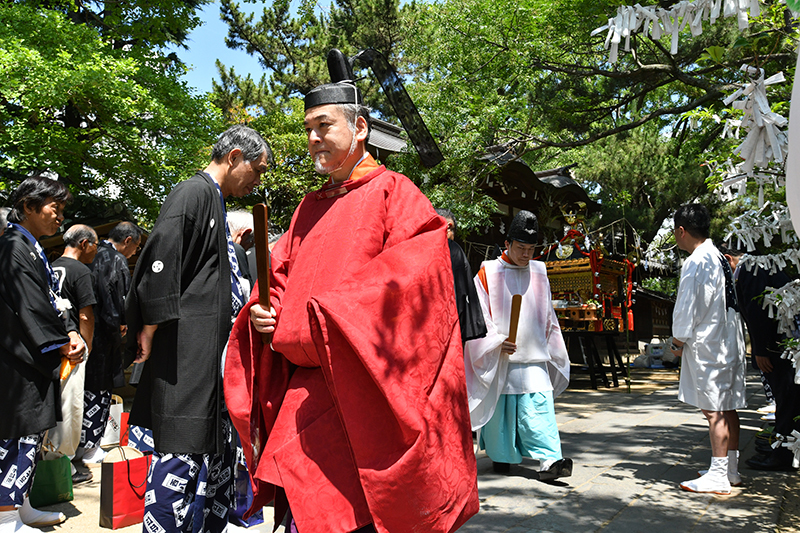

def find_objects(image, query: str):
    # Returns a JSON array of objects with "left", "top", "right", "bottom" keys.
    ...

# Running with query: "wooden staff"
[
  {"left": 252, "top": 203, "right": 271, "bottom": 342},
  {"left": 507, "top": 294, "right": 523, "bottom": 343}
]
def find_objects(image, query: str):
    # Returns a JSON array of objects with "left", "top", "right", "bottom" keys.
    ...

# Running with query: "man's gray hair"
[
  {"left": 211, "top": 125, "right": 273, "bottom": 164},
  {"left": 227, "top": 210, "right": 254, "bottom": 236},
  {"left": 339, "top": 104, "right": 372, "bottom": 141},
  {"left": 0, "top": 207, "right": 10, "bottom": 229},
  {"left": 63, "top": 224, "right": 98, "bottom": 248}
]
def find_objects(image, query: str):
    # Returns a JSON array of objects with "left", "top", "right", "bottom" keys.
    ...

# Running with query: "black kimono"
[
  {"left": 127, "top": 172, "right": 233, "bottom": 455},
  {"left": 736, "top": 265, "right": 800, "bottom": 437},
  {"left": 448, "top": 239, "right": 487, "bottom": 342},
  {"left": 0, "top": 228, "right": 72, "bottom": 438},
  {"left": 88, "top": 241, "right": 130, "bottom": 390}
]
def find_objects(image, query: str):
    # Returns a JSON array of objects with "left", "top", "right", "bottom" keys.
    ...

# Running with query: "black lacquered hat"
[
  {"left": 507, "top": 210, "right": 539, "bottom": 244},
  {"left": 304, "top": 81, "right": 362, "bottom": 111}
]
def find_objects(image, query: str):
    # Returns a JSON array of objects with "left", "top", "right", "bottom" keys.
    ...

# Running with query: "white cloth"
[
  {"left": 45, "top": 340, "right": 87, "bottom": 456},
  {"left": 673, "top": 239, "right": 746, "bottom": 411},
  {"left": 504, "top": 362, "right": 551, "bottom": 395},
  {"left": 464, "top": 256, "right": 570, "bottom": 430}
]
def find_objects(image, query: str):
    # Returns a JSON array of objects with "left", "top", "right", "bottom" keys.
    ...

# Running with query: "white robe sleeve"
[
  {"left": 672, "top": 259, "right": 700, "bottom": 343},
  {"left": 546, "top": 304, "right": 571, "bottom": 397},
  {"left": 463, "top": 272, "right": 508, "bottom": 430}
]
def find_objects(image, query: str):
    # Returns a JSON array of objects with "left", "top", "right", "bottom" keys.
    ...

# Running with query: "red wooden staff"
[
  {"left": 507, "top": 294, "right": 522, "bottom": 343},
  {"left": 252, "top": 203, "right": 271, "bottom": 342}
]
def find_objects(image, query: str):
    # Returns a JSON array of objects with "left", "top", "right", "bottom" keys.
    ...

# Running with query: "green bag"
[{"left": 29, "top": 453, "right": 74, "bottom": 507}]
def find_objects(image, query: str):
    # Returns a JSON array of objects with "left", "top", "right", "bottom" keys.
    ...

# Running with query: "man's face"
[
  {"left": 724, "top": 253, "right": 741, "bottom": 271},
  {"left": 228, "top": 150, "right": 269, "bottom": 198},
  {"left": 304, "top": 104, "right": 364, "bottom": 179},
  {"left": 24, "top": 198, "right": 65, "bottom": 239},
  {"left": 118, "top": 236, "right": 141, "bottom": 259},
  {"left": 674, "top": 225, "right": 689, "bottom": 252},
  {"left": 505, "top": 240, "right": 535, "bottom": 266},
  {"left": 80, "top": 235, "right": 98, "bottom": 264}
]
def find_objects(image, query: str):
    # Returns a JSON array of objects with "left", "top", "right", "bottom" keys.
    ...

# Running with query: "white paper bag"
[{"left": 99, "top": 395, "right": 124, "bottom": 448}]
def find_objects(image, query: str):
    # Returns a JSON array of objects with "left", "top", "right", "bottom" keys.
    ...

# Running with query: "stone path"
[{"left": 39, "top": 368, "right": 799, "bottom": 533}]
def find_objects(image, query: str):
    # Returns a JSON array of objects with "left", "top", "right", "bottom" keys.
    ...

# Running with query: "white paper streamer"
[{"left": 594, "top": 0, "right": 760, "bottom": 63}]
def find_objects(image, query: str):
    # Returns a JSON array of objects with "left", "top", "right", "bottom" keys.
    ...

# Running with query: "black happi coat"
[
  {"left": 88, "top": 242, "right": 130, "bottom": 390},
  {"left": 0, "top": 228, "right": 72, "bottom": 438},
  {"left": 127, "top": 172, "right": 232, "bottom": 455}
]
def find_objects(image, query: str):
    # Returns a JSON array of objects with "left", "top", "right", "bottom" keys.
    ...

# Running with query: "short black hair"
[
  {"left": 8, "top": 175, "right": 72, "bottom": 223},
  {"left": 108, "top": 221, "right": 143, "bottom": 244},
  {"left": 673, "top": 204, "right": 710, "bottom": 240},
  {"left": 717, "top": 244, "right": 745, "bottom": 258}
]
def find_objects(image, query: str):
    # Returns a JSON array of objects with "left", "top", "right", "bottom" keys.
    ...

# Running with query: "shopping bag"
[
  {"left": 99, "top": 395, "right": 124, "bottom": 448},
  {"left": 47, "top": 350, "right": 87, "bottom": 456},
  {"left": 119, "top": 412, "right": 130, "bottom": 447},
  {"left": 99, "top": 446, "right": 152, "bottom": 529},
  {"left": 28, "top": 451, "right": 73, "bottom": 508}
]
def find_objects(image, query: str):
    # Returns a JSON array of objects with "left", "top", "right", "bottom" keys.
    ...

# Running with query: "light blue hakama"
[{"left": 479, "top": 391, "right": 562, "bottom": 464}]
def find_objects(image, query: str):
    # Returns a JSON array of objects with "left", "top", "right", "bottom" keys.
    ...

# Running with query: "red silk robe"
[{"left": 225, "top": 163, "right": 479, "bottom": 533}]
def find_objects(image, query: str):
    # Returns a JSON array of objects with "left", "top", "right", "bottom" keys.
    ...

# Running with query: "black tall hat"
[
  {"left": 507, "top": 210, "right": 539, "bottom": 244},
  {"left": 304, "top": 81, "right": 362, "bottom": 111}
]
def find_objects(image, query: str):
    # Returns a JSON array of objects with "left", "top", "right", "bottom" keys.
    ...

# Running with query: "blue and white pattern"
[
  {"left": 206, "top": 175, "right": 244, "bottom": 318},
  {"left": 79, "top": 390, "right": 112, "bottom": 449},
  {"left": 0, "top": 434, "right": 43, "bottom": 507},
  {"left": 9, "top": 223, "right": 62, "bottom": 314},
  {"left": 140, "top": 416, "right": 235, "bottom": 533}
]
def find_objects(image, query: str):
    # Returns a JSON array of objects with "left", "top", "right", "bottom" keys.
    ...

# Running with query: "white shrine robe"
[
  {"left": 673, "top": 239, "right": 746, "bottom": 411},
  {"left": 464, "top": 256, "right": 570, "bottom": 430}
]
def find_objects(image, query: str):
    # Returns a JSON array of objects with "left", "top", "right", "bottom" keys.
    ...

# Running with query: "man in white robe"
[
  {"left": 671, "top": 204, "right": 746, "bottom": 495},
  {"left": 464, "top": 210, "right": 572, "bottom": 479}
]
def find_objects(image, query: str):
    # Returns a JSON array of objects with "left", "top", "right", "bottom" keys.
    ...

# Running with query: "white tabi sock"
[
  {"left": 708, "top": 456, "right": 729, "bottom": 479},
  {"left": 540, "top": 458, "right": 556, "bottom": 472},
  {"left": 681, "top": 456, "right": 731, "bottom": 494},
  {"left": 0, "top": 510, "right": 41, "bottom": 533},
  {"left": 19, "top": 496, "right": 66, "bottom": 527},
  {"left": 727, "top": 450, "right": 739, "bottom": 475}
]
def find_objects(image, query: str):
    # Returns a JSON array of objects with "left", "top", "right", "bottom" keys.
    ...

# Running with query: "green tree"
[
  {"left": 399, "top": 0, "right": 797, "bottom": 236},
  {"left": 0, "top": 2, "right": 224, "bottom": 224}
]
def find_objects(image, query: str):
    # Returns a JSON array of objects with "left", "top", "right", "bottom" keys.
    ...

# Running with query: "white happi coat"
[
  {"left": 464, "top": 256, "right": 570, "bottom": 430},
  {"left": 673, "top": 239, "right": 746, "bottom": 411}
]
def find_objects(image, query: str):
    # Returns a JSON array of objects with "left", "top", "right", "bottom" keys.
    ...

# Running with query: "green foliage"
[
  {"left": 574, "top": 123, "right": 710, "bottom": 242},
  {"left": 398, "top": 0, "right": 799, "bottom": 239},
  {"left": 640, "top": 276, "right": 678, "bottom": 298},
  {"left": 0, "top": 3, "right": 224, "bottom": 223}
]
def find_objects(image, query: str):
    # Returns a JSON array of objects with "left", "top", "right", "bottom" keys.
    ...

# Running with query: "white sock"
[
  {"left": 708, "top": 456, "right": 728, "bottom": 479},
  {"left": 727, "top": 450, "right": 739, "bottom": 475},
  {"left": 0, "top": 511, "right": 17, "bottom": 525},
  {"left": 540, "top": 458, "right": 556, "bottom": 471},
  {"left": 0, "top": 510, "right": 39, "bottom": 533}
]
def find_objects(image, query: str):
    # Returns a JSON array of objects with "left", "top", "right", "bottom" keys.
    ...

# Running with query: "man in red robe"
[{"left": 224, "top": 81, "right": 479, "bottom": 533}]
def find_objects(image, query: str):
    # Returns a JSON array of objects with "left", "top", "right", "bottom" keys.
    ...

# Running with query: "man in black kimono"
[
  {"left": 77, "top": 221, "right": 142, "bottom": 465},
  {"left": 721, "top": 247, "right": 800, "bottom": 471},
  {"left": 51, "top": 224, "right": 98, "bottom": 483},
  {"left": 127, "top": 125, "right": 271, "bottom": 533},
  {"left": 0, "top": 176, "right": 83, "bottom": 532}
]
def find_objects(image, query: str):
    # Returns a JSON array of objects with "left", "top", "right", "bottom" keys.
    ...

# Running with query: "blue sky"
[{"left": 168, "top": 1, "right": 266, "bottom": 94}]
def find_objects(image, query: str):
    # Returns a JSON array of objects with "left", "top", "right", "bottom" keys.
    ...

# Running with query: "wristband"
[{"left": 671, "top": 342, "right": 682, "bottom": 351}]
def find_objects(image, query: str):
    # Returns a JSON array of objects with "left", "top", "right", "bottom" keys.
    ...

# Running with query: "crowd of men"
[{"left": 0, "top": 74, "right": 797, "bottom": 533}]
